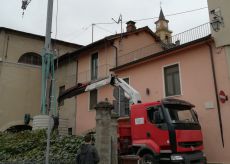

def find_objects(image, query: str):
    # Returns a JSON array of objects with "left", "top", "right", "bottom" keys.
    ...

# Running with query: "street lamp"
[{"left": 210, "top": 8, "right": 224, "bottom": 32}]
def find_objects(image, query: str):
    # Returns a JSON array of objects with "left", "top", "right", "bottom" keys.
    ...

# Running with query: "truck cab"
[{"left": 118, "top": 98, "right": 206, "bottom": 164}]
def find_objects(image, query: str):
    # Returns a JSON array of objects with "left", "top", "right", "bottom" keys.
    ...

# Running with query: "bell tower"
[{"left": 155, "top": 8, "right": 172, "bottom": 43}]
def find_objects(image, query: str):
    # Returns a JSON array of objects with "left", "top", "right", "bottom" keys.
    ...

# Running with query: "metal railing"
[
  {"left": 170, "top": 22, "right": 211, "bottom": 45},
  {"left": 117, "top": 23, "right": 211, "bottom": 67},
  {"left": 77, "top": 64, "right": 113, "bottom": 83}
]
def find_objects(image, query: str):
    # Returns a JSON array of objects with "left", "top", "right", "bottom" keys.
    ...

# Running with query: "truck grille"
[{"left": 178, "top": 141, "right": 202, "bottom": 148}]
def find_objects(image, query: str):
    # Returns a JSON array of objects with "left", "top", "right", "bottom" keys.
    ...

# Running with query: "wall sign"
[{"left": 219, "top": 90, "right": 228, "bottom": 103}]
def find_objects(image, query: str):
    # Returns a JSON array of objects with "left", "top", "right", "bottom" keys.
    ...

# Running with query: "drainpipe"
[
  {"left": 207, "top": 42, "right": 224, "bottom": 147},
  {"left": 111, "top": 44, "right": 118, "bottom": 67},
  {"left": 4, "top": 35, "right": 9, "bottom": 59}
]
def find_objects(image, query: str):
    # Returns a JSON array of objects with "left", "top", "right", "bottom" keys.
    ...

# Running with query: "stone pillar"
[
  {"left": 111, "top": 113, "right": 119, "bottom": 164},
  {"left": 95, "top": 101, "right": 113, "bottom": 164}
]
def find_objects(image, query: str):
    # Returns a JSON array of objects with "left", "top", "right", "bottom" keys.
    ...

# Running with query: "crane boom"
[{"left": 58, "top": 74, "right": 141, "bottom": 104}]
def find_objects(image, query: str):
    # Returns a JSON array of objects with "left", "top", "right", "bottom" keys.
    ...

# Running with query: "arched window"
[{"left": 18, "top": 52, "right": 42, "bottom": 66}]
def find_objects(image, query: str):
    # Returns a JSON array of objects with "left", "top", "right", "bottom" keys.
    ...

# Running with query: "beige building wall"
[
  {"left": 0, "top": 28, "right": 80, "bottom": 133},
  {"left": 55, "top": 61, "right": 77, "bottom": 135}
]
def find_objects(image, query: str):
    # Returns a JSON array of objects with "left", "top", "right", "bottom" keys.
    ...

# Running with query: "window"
[
  {"left": 90, "top": 89, "right": 97, "bottom": 110},
  {"left": 18, "top": 52, "right": 42, "bottom": 66},
  {"left": 68, "top": 128, "right": 72, "bottom": 135},
  {"left": 91, "top": 53, "right": 98, "bottom": 80},
  {"left": 166, "top": 107, "right": 198, "bottom": 124},
  {"left": 164, "top": 64, "right": 181, "bottom": 96},
  {"left": 59, "top": 85, "right": 65, "bottom": 106},
  {"left": 147, "top": 106, "right": 164, "bottom": 124},
  {"left": 123, "top": 77, "right": 129, "bottom": 84}
]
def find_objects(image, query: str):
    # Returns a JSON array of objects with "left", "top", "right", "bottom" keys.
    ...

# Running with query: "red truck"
[
  {"left": 58, "top": 75, "right": 207, "bottom": 164},
  {"left": 118, "top": 98, "right": 206, "bottom": 163}
]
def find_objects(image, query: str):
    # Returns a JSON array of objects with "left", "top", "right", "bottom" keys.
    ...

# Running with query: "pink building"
[{"left": 60, "top": 12, "right": 230, "bottom": 163}]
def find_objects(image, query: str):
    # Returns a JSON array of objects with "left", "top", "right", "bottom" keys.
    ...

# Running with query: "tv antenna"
[
  {"left": 21, "top": 0, "right": 31, "bottom": 16},
  {"left": 112, "top": 14, "right": 123, "bottom": 38}
]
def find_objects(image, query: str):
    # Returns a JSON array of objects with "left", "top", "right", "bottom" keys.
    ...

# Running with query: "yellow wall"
[{"left": 0, "top": 28, "right": 79, "bottom": 132}]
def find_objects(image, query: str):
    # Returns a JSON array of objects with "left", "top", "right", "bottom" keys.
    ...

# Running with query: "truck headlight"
[{"left": 171, "top": 155, "right": 183, "bottom": 161}]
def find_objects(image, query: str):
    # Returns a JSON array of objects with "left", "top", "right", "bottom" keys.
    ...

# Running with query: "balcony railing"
[
  {"left": 170, "top": 22, "right": 211, "bottom": 45},
  {"left": 117, "top": 23, "right": 211, "bottom": 67},
  {"left": 77, "top": 64, "right": 113, "bottom": 83}
]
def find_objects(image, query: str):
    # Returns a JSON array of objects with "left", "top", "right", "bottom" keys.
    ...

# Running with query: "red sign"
[{"left": 219, "top": 90, "right": 228, "bottom": 103}]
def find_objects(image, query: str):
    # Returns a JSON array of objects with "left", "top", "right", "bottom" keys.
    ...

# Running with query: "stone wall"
[{"left": 95, "top": 101, "right": 118, "bottom": 164}]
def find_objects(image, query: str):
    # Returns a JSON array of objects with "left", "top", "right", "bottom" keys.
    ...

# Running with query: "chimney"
[{"left": 126, "top": 21, "right": 136, "bottom": 32}]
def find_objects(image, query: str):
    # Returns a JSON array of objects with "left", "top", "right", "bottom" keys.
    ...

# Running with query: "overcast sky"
[{"left": 0, "top": 0, "right": 210, "bottom": 45}]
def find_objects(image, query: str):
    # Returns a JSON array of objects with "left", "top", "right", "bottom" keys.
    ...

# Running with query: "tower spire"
[
  {"left": 159, "top": 8, "right": 166, "bottom": 21},
  {"left": 154, "top": 8, "right": 172, "bottom": 43}
]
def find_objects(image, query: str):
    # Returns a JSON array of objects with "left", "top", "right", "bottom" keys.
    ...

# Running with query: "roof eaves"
[{"left": 0, "top": 27, "right": 82, "bottom": 47}]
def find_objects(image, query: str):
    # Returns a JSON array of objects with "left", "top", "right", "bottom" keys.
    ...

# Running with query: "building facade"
[
  {"left": 61, "top": 10, "right": 230, "bottom": 163},
  {"left": 0, "top": 27, "right": 81, "bottom": 134}
]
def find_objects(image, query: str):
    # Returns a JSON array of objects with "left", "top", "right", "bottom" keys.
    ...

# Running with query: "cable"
[
  {"left": 54, "top": 0, "right": 59, "bottom": 40},
  {"left": 53, "top": 0, "right": 59, "bottom": 71},
  {"left": 62, "top": 6, "right": 208, "bottom": 44},
  {"left": 94, "top": 25, "right": 114, "bottom": 34},
  {"left": 64, "top": 24, "right": 92, "bottom": 40},
  {"left": 165, "top": 7, "right": 208, "bottom": 17},
  {"left": 66, "top": 25, "right": 92, "bottom": 41},
  {"left": 93, "top": 6, "right": 208, "bottom": 25}
]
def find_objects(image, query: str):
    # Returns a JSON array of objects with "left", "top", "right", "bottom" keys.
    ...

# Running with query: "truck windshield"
[{"left": 166, "top": 107, "right": 198, "bottom": 124}]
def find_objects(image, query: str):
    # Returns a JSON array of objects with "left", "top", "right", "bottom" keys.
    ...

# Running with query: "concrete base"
[
  {"left": 32, "top": 115, "right": 54, "bottom": 130},
  {"left": 32, "top": 115, "right": 69, "bottom": 135}
]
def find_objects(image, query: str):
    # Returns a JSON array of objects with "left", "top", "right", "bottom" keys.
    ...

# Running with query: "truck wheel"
[{"left": 140, "top": 154, "right": 158, "bottom": 164}]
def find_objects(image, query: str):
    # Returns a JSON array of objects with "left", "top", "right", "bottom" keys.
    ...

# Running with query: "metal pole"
[
  {"left": 43, "top": 0, "right": 54, "bottom": 163},
  {"left": 92, "top": 24, "right": 95, "bottom": 43},
  {"left": 41, "top": 0, "right": 54, "bottom": 115},
  {"left": 46, "top": 115, "right": 52, "bottom": 164},
  {"left": 44, "top": 0, "right": 54, "bottom": 53}
]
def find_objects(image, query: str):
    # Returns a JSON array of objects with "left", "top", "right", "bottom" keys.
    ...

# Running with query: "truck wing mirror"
[{"left": 192, "top": 109, "right": 199, "bottom": 121}]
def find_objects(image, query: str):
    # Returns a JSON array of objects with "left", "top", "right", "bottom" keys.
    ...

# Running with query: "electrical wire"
[
  {"left": 165, "top": 7, "right": 208, "bottom": 17},
  {"left": 52, "top": 0, "right": 59, "bottom": 71},
  {"left": 94, "top": 25, "right": 114, "bottom": 34},
  {"left": 63, "top": 6, "right": 208, "bottom": 44},
  {"left": 65, "top": 25, "right": 92, "bottom": 40},
  {"left": 54, "top": 0, "right": 59, "bottom": 40},
  {"left": 93, "top": 6, "right": 208, "bottom": 25}
]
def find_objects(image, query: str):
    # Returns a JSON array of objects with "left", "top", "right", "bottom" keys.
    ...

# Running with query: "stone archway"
[
  {"left": 6, "top": 125, "right": 32, "bottom": 133},
  {"left": 0, "top": 120, "right": 31, "bottom": 132}
]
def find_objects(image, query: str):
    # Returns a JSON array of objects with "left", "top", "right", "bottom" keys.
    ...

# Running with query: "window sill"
[{"left": 165, "top": 94, "right": 182, "bottom": 98}]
